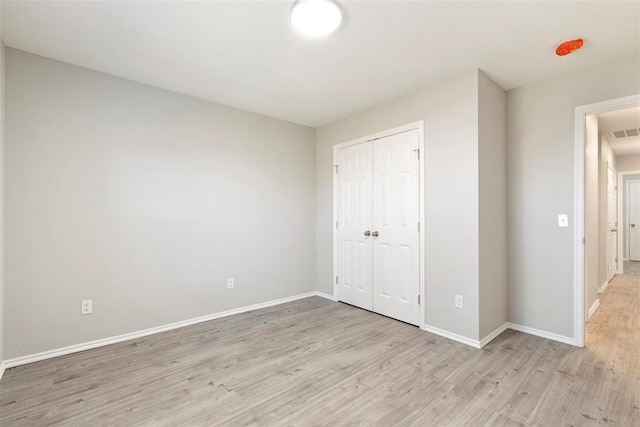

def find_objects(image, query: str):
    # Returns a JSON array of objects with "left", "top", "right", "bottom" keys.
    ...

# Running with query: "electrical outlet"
[
  {"left": 454, "top": 294, "right": 463, "bottom": 309},
  {"left": 81, "top": 299, "right": 93, "bottom": 315},
  {"left": 227, "top": 278, "right": 234, "bottom": 289},
  {"left": 558, "top": 214, "right": 568, "bottom": 227}
]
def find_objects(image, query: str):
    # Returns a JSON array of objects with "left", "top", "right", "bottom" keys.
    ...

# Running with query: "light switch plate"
[
  {"left": 454, "top": 294, "right": 463, "bottom": 309},
  {"left": 558, "top": 214, "right": 568, "bottom": 227}
]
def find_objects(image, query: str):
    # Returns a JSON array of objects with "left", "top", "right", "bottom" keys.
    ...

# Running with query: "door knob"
[
  {"left": 372, "top": 231, "right": 379, "bottom": 237},
  {"left": 364, "top": 230, "right": 371, "bottom": 237}
]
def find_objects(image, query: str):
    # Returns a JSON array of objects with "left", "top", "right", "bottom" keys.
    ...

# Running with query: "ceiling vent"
[{"left": 612, "top": 128, "right": 640, "bottom": 139}]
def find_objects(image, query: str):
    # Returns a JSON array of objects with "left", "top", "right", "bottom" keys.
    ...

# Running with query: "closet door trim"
[{"left": 332, "top": 121, "right": 425, "bottom": 328}]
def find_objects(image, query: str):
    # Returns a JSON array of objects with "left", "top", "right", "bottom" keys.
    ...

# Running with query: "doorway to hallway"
[{"left": 575, "top": 94, "right": 640, "bottom": 347}]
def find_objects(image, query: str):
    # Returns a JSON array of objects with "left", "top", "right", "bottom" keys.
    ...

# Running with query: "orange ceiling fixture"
[{"left": 555, "top": 38, "right": 584, "bottom": 56}]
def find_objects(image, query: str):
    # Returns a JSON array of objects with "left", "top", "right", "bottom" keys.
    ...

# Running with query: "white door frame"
[
  {"left": 626, "top": 177, "right": 640, "bottom": 262},
  {"left": 617, "top": 171, "right": 640, "bottom": 271},
  {"left": 333, "top": 121, "right": 426, "bottom": 328},
  {"left": 574, "top": 94, "right": 640, "bottom": 347}
]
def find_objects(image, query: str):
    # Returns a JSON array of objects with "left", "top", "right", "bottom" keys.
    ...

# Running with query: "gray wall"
[
  {"left": 598, "top": 135, "right": 616, "bottom": 291},
  {"left": 316, "top": 69, "right": 506, "bottom": 341},
  {"left": 5, "top": 49, "right": 316, "bottom": 359},
  {"left": 507, "top": 53, "right": 640, "bottom": 338},
  {"left": 478, "top": 71, "right": 507, "bottom": 338}
]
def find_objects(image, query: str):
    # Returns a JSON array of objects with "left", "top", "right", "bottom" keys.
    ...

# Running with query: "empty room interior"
[{"left": 0, "top": 0, "right": 639, "bottom": 425}]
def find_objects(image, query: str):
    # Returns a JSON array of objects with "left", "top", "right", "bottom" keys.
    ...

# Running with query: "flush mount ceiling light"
[{"left": 291, "top": 0, "right": 342, "bottom": 37}]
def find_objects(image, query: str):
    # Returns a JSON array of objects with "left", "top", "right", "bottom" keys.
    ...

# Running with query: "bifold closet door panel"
[
  {"left": 336, "top": 142, "right": 373, "bottom": 310},
  {"left": 372, "top": 130, "right": 420, "bottom": 326}
]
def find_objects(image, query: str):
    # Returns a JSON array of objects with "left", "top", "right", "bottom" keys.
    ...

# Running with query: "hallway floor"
[{"left": 584, "top": 260, "right": 640, "bottom": 421}]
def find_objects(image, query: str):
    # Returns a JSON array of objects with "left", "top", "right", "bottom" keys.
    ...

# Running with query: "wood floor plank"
[{"left": 1, "top": 262, "right": 639, "bottom": 426}]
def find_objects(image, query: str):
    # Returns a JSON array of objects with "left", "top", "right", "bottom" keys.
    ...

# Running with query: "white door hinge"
[
  {"left": 334, "top": 165, "right": 339, "bottom": 174},
  {"left": 336, "top": 221, "right": 338, "bottom": 229},
  {"left": 413, "top": 149, "right": 420, "bottom": 160},
  {"left": 335, "top": 276, "right": 339, "bottom": 284},
  {"left": 418, "top": 295, "right": 420, "bottom": 305},
  {"left": 417, "top": 222, "right": 420, "bottom": 232}
]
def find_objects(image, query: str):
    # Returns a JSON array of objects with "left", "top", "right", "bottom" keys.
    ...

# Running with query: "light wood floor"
[{"left": 1, "top": 264, "right": 639, "bottom": 426}]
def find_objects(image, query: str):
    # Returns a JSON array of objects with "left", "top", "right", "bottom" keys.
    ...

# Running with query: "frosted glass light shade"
[{"left": 291, "top": 0, "right": 342, "bottom": 37}]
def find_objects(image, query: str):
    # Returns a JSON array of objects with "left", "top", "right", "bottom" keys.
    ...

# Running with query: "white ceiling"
[
  {"left": 598, "top": 106, "right": 640, "bottom": 157},
  {"left": 3, "top": 1, "right": 640, "bottom": 127}
]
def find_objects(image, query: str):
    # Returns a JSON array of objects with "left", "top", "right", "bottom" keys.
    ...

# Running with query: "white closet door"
[
  {"left": 336, "top": 142, "right": 373, "bottom": 310},
  {"left": 372, "top": 130, "right": 420, "bottom": 325}
]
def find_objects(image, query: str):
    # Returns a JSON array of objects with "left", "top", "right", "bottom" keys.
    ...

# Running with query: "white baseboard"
[
  {"left": 506, "top": 322, "right": 574, "bottom": 346},
  {"left": 421, "top": 324, "right": 481, "bottom": 349},
  {"left": 0, "top": 290, "right": 576, "bottom": 377},
  {"left": 587, "top": 299, "right": 600, "bottom": 321},
  {"left": 421, "top": 322, "right": 509, "bottom": 350},
  {"left": 598, "top": 280, "right": 610, "bottom": 294},
  {"left": 3, "top": 291, "right": 321, "bottom": 370},
  {"left": 315, "top": 291, "right": 337, "bottom": 301},
  {"left": 479, "top": 323, "right": 509, "bottom": 348},
  {"left": 422, "top": 322, "right": 574, "bottom": 348}
]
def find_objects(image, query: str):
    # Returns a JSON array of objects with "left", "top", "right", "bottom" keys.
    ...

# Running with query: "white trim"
[
  {"left": 479, "top": 323, "right": 509, "bottom": 348},
  {"left": 587, "top": 298, "right": 600, "bottom": 321},
  {"left": 333, "top": 143, "right": 339, "bottom": 299},
  {"left": 420, "top": 323, "right": 509, "bottom": 349},
  {"left": 0, "top": 289, "right": 576, "bottom": 375},
  {"left": 598, "top": 280, "right": 609, "bottom": 294},
  {"left": 418, "top": 124, "right": 426, "bottom": 329},
  {"left": 332, "top": 122, "right": 423, "bottom": 151},
  {"left": 315, "top": 291, "right": 337, "bottom": 301},
  {"left": 422, "top": 323, "right": 574, "bottom": 348},
  {"left": 2, "top": 291, "right": 320, "bottom": 370},
  {"left": 421, "top": 324, "right": 481, "bottom": 349},
  {"left": 574, "top": 94, "right": 640, "bottom": 348},
  {"left": 332, "top": 121, "right": 426, "bottom": 327},
  {"left": 507, "top": 322, "right": 574, "bottom": 346}
]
